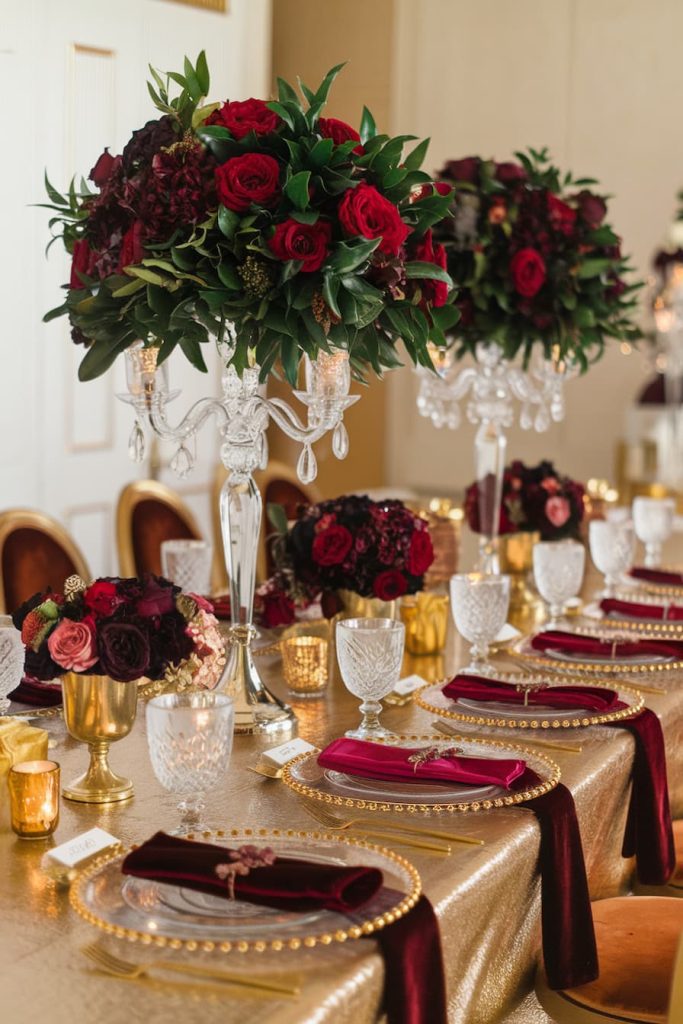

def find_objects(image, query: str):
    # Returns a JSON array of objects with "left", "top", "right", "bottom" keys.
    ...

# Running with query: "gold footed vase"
[
  {"left": 336, "top": 589, "right": 397, "bottom": 620},
  {"left": 498, "top": 531, "right": 545, "bottom": 631},
  {"left": 61, "top": 673, "right": 138, "bottom": 803},
  {"left": 400, "top": 591, "right": 449, "bottom": 655}
]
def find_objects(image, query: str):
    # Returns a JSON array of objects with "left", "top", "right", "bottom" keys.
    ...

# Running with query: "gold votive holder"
[
  {"left": 400, "top": 591, "right": 449, "bottom": 656},
  {"left": 9, "top": 760, "right": 60, "bottom": 840},
  {"left": 281, "top": 636, "right": 329, "bottom": 698}
]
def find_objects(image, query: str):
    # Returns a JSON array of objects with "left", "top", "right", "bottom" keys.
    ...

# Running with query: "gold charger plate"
[
  {"left": 282, "top": 734, "right": 560, "bottom": 815},
  {"left": 70, "top": 827, "right": 421, "bottom": 953},
  {"left": 511, "top": 632, "right": 683, "bottom": 676},
  {"left": 415, "top": 676, "right": 644, "bottom": 731}
]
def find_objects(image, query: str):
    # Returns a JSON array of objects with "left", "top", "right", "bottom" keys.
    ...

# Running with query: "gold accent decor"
[
  {"left": 8, "top": 760, "right": 60, "bottom": 839},
  {"left": 0, "top": 508, "right": 91, "bottom": 614},
  {"left": 163, "top": 0, "right": 227, "bottom": 11},
  {"left": 498, "top": 532, "right": 545, "bottom": 631},
  {"left": 336, "top": 589, "right": 397, "bottom": 619},
  {"left": 61, "top": 673, "right": 138, "bottom": 803},
  {"left": 70, "top": 827, "right": 422, "bottom": 951},
  {"left": 400, "top": 591, "right": 449, "bottom": 655},
  {"left": 281, "top": 636, "right": 329, "bottom": 697}
]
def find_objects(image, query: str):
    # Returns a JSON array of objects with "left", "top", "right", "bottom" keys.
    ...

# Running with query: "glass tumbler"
[
  {"left": 589, "top": 520, "right": 635, "bottom": 597},
  {"left": 533, "top": 540, "right": 586, "bottom": 628},
  {"left": 160, "top": 539, "right": 212, "bottom": 594},
  {"left": 449, "top": 573, "right": 510, "bottom": 675},
  {"left": 336, "top": 618, "right": 405, "bottom": 740},
  {"left": 632, "top": 497, "right": 675, "bottom": 568},
  {"left": 0, "top": 616, "right": 25, "bottom": 711}
]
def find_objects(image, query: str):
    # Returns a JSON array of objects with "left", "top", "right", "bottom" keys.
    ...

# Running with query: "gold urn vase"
[
  {"left": 336, "top": 589, "right": 397, "bottom": 620},
  {"left": 400, "top": 591, "right": 449, "bottom": 656},
  {"left": 61, "top": 673, "right": 138, "bottom": 803},
  {"left": 497, "top": 531, "right": 545, "bottom": 631}
]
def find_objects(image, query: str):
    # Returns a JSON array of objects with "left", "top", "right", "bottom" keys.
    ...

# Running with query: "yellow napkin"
[{"left": 0, "top": 717, "right": 49, "bottom": 828}]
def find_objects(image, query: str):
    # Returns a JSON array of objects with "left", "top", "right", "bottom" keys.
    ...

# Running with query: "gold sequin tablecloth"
[{"left": 3, "top": 617, "right": 683, "bottom": 1024}]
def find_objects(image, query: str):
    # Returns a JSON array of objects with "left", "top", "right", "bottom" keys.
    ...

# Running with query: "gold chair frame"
[
  {"left": 0, "top": 508, "right": 91, "bottom": 614},
  {"left": 116, "top": 480, "right": 205, "bottom": 580}
]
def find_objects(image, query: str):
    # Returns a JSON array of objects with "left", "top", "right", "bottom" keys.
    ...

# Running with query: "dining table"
[{"left": 3, "top": 535, "right": 683, "bottom": 1024}]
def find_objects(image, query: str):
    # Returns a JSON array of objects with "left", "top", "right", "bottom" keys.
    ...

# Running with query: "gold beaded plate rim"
[
  {"left": 511, "top": 635, "right": 683, "bottom": 675},
  {"left": 414, "top": 678, "right": 645, "bottom": 730},
  {"left": 281, "top": 733, "right": 561, "bottom": 814},
  {"left": 69, "top": 827, "right": 421, "bottom": 953},
  {"left": 622, "top": 574, "right": 683, "bottom": 597},
  {"left": 581, "top": 614, "right": 683, "bottom": 638}
]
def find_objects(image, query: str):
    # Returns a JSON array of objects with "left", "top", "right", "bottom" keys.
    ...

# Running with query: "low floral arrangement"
[
  {"left": 12, "top": 574, "right": 224, "bottom": 690},
  {"left": 433, "top": 148, "right": 640, "bottom": 369},
  {"left": 262, "top": 494, "right": 435, "bottom": 624},
  {"left": 43, "top": 53, "right": 457, "bottom": 385},
  {"left": 464, "top": 460, "right": 585, "bottom": 541}
]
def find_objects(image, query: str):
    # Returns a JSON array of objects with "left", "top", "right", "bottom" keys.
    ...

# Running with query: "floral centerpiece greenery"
[
  {"left": 42, "top": 53, "right": 457, "bottom": 385},
  {"left": 12, "top": 574, "right": 224, "bottom": 690},
  {"left": 260, "top": 494, "right": 435, "bottom": 625},
  {"left": 464, "top": 460, "right": 585, "bottom": 541},
  {"left": 433, "top": 148, "right": 640, "bottom": 370}
]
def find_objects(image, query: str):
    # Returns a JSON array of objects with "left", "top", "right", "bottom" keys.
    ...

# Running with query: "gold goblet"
[{"left": 61, "top": 673, "right": 138, "bottom": 803}]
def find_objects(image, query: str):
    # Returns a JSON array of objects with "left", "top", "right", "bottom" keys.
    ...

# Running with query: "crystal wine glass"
[
  {"left": 146, "top": 692, "right": 234, "bottom": 834},
  {"left": 589, "top": 520, "right": 635, "bottom": 597},
  {"left": 533, "top": 540, "right": 585, "bottom": 628},
  {"left": 160, "top": 539, "right": 212, "bottom": 595},
  {"left": 0, "top": 616, "right": 25, "bottom": 712},
  {"left": 632, "top": 497, "right": 675, "bottom": 568},
  {"left": 336, "top": 618, "right": 405, "bottom": 740},
  {"left": 449, "top": 573, "right": 510, "bottom": 675}
]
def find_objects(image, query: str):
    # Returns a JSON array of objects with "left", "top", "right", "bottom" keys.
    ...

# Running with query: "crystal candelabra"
[
  {"left": 119, "top": 338, "right": 358, "bottom": 735},
  {"left": 416, "top": 341, "right": 576, "bottom": 572}
]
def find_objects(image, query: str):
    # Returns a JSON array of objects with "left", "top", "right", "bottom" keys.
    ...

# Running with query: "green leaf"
[
  {"left": 266, "top": 101, "right": 295, "bottom": 131},
  {"left": 111, "top": 278, "right": 147, "bottom": 298},
  {"left": 310, "top": 137, "right": 335, "bottom": 168},
  {"left": 359, "top": 105, "right": 376, "bottom": 144},
  {"left": 280, "top": 335, "right": 299, "bottom": 385},
  {"left": 217, "top": 262, "right": 241, "bottom": 290},
  {"left": 403, "top": 137, "right": 430, "bottom": 171},
  {"left": 312, "top": 63, "right": 346, "bottom": 108},
  {"left": 183, "top": 56, "right": 203, "bottom": 100},
  {"left": 290, "top": 209, "right": 319, "bottom": 225},
  {"left": 327, "top": 237, "right": 381, "bottom": 273},
  {"left": 43, "top": 301, "right": 69, "bottom": 323},
  {"left": 322, "top": 275, "right": 341, "bottom": 319},
  {"left": 431, "top": 305, "right": 461, "bottom": 332},
  {"left": 277, "top": 76, "right": 300, "bottom": 106},
  {"left": 218, "top": 205, "right": 240, "bottom": 240},
  {"left": 195, "top": 50, "right": 210, "bottom": 95},
  {"left": 78, "top": 337, "right": 131, "bottom": 382},
  {"left": 179, "top": 335, "right": 208, "bottom": 372},
  {"left": 44, "top": 171, "right": 66, "bottom": 206},
  {"left": 284, "top": 170, "right": 311, "bottom": 211},
  {"left": 576, "top": 258, "right": 613, "bottom": 279},
  {"left": 575, "top": 306, "right": 596, "bottom": 327},
  {"left": 266, "top": 502, "right": 289, "bottom": 535},
  {"left": 404, "top": 261, "right": 453, "bottom": 285}
]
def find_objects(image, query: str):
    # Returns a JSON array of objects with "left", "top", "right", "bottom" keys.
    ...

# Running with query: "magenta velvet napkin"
[
  {"left": 630, "top": 567, "right": 683, "bottom": 586},
  {"left": 317, "top": 737, "right": 527, "bottom": 788},
  {"left": 442, "top": 673, "right": 620, "bottom": 712},
  {"left": 8, "top": 677, "right": 62, "bottom": 706},
  {"left": 531, "top": 628, "right": 683, "bottom": 660},
  {"left": 600, "top": 597, "right": 683, "bottom": 621}
]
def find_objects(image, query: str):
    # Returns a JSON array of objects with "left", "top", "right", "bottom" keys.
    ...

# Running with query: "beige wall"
[{"left": 387, "top": 0, "right": 683, "bottom": 495}]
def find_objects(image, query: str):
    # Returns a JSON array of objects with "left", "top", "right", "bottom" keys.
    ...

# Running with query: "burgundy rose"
[
  {"left": 312, "top": 525, "right": 354, "bottom": 566},
  {"left": 509, "top": 247, "right": 546, "bottom": 297},
  {"left": 140, "top": 144, "right": 214, "bottom": 241},
  {"left": 70, "top": 238, "right": 95, "bottom": 289},
  {"left": 89, "top": 148, "right": 118, "bottom": 187},
  {"left": 121, "top": 115, "right": 178, "bottom": 174},
  {"left": 318, "top": 117, "right": 363, "bottom": 153},
  {"left": 547, "top": 194, "right": 577, "bottom": 236},
  {"left": 215, "top": 153, "right": 280, "bottom": 212},
  {"left": 545, "top": 496, "right": 571, "bottom": 529},
  {"left": 410, "top": 229, "right": 448, "bottom": 307},
  {"left": 118, "top": 221, "right": 144, "bottom": 271},
  {"left": 338, "top": 183, "right": 409, "bottom": 256},
  {"left": 269, "top": 218, "right": 332, "bottom": 273},
  {"left": 494, "top": 161, "right": 527, "bottom": 184},
  {"left": 98, "top": 622, "right": 150, "bottom": 682},
  {"left": 146, "top": 611, "right": 194, "bottom": 679},
  {"left": 575, "top": 190, "right": 607, "bottom": 229},
  {"left": 47, "top": 617, "right": 98, "bottom": 673},
  {"left": 260, "top": 589, "right": 295, "bottom": 628},
  {"left": 407, "top": 529, "right": 434, "bottom": 576},
  {"left": 373, "top": 570, "right": 408, "bottom": 602},
  {"left": 24, "top": 646, "right": 61, "bottom": 682},
  {"left": 440, "top": 157, "right": 480, "bottom": 184},
  {"left": 137, "top": 576, "right": 176, "bottom": 618},
  {"left": 208, "top": 98, "right": 280, "bottom": 139},
  {"left": 83, "top": 581, "right": 124, "bottom": 617}
]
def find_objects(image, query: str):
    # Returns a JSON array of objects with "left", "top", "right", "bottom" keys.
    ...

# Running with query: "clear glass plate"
[
  {"left": 456, "top": 696, "right": 587, "bottom": 720},
  {"left": 322, "top": 767, "right": 499, "bottom": 803}
]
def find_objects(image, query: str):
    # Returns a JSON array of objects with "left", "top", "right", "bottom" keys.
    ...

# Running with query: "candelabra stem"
[{"left": 474, "top": 419, "right": 507, "bottom": 575}]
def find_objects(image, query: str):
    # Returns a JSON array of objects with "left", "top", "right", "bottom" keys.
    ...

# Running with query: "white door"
[{"left": 0, "top": 0, "right": 271, "bottom": 576}]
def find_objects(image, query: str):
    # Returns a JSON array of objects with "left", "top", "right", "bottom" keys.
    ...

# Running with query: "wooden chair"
[
  {"left": 211, "top": 460, "right": 321, "bottom": 585},
  {"left": 0, "top": 508, "right": 91, "bottom": 613},
  {"left": 116, "top": 480, "right": 204, "bottom": 579},
  {"left": 536, "top": 896, "right": 683, "bottom": 1023}
]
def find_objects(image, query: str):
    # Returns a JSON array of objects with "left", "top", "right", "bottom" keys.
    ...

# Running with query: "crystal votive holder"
[
  {"left": 281, "top": 636, "right": 329, "bottom": 698},
  {"left": 9, "top": 760, "right": 60, "bottom": 839}
]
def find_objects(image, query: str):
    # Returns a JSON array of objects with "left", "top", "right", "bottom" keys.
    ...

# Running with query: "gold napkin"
[{"left": 0, "top": 717, "right": 49, "bottom": 828}]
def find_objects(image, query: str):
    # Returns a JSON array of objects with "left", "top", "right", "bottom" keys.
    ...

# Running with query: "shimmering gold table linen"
[{"left": 3, "top": 544, "right": 683, "bottom": 1023}]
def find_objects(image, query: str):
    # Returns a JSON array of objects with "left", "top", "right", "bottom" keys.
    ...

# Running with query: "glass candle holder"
[
  {"left": 9, "top": 760, "right": 60, "bottom": 839},
  {"left": 281, "top": 636, "right": 329, "bottom": 698},
  {"left": 160, "top": 539, "right": 212, "bottom": 594}
]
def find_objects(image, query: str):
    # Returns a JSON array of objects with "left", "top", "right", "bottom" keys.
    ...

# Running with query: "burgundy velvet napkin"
[
  {"left": 531, "top": 628, "right": 683, "bottom": 660},
  {"left": 122, "top": 831, "right": 382, "bottom": 912},
  {"left": 630, "top": 567, "right": 683, "bottom": 586},
  {"left": 207, "top": 594, "right": 231, "bottom": 621},
  {"left": 317, "top": 737, "right": 527, "bottom": 789},
  {"left": 600, "top": 597, "right": 683, "bottom": 621},
  {"left": 442, "top": 673, "right": 619, "bottom": 712},
  {"left": 122, "top": 832, "right": 447, "bottom": 1024},
  {"left": 7, "top": 677, "right": 62, "bottom": 706}
]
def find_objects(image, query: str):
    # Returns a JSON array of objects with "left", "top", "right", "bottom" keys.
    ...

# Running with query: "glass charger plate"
[
  {"left": 621, "top": 572, "right": 683, "bottom": 597},
  {"left": 70, "top": 827, "right": 421, "bottom": 953},
  {"left": 511, "top": 634, "right": 683, "bottom": 676},
  {"left": 415, "top": 677, "right": 644, "bottom": 730},
  {"left": 282, "top": 734, "right": 560, "bottom": 814}
]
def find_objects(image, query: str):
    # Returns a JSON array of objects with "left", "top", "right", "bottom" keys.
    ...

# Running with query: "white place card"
[
  {"left": 45, "top": 827, "right": 121, "bottom": 869},
  {"left": 261, "top": 737, "right": 318, "bottom": 768},
  {"left": 393, "top": 674, "right": 428, "bottom": 697}
]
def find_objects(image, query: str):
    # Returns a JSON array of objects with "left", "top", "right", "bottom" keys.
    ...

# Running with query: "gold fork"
[
  {"left": 302, "top": 800, "right": 477, "bottom": 851},
  {"left": 81, "top": 943, "right": 301, "bottom": 996}
]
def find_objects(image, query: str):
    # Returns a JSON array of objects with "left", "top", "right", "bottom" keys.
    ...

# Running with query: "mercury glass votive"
[
  {"left": 281, "top": 636, "right": 329, "bottom": 698},
  {"left": 9, "top": 760, "right": 60, "bottom": 839}
]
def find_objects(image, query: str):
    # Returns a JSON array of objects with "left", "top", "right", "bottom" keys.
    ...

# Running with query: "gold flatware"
[
  {"left": 305, "top": 798, "right": 481, "bottom": 847},
  {"left": 628, "top": 682, "right": 666, "bottom": 695},
  {"left": 432, "top": 719, "right": 583, "bottom": 754},
  {"left": 81, "top": 943, "right": 301, "bottom": 996}
]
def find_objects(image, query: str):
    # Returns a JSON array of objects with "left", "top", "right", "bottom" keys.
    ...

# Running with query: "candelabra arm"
[
  {"left": 266, "top": 396, "right": 334, "bottom": 445},
  {"left": 145, "top": 395, "right": 230, "bottom": 444}
]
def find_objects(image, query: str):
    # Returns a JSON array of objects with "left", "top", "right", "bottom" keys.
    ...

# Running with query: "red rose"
[
  {"left": 215, "top": 153, "right": 280, "bottom": 212},
  {"left": 84, "top": 580, "right": 123, "bottom": 617},
  {"left": 312, "top": 525, "right": 353, "bottom": 566},
  {"left": 137, "top": 576, "right": 175, "bottom": 617},
  {"left": 547, "top": 194, "right": 577, "bottom": 236},
  {"left": 70, "top": 238, "right": 95, "bottom": 289},
  {"left": 509, "top": 247, "right": 546, "bottom": 298},
  {"left": 318, "top": 117, "right": 363, "bottom": 153},
  {"left": 208, "top": 98, "right": 280, "bottom": 140},
  {"left": 269, "top": 218, "right": 332, "bottom": 273},
  {"left": 407, "top": 529, "right": 434, "bottom": 576},
  {"left": 411, "top": 229, "right": 448, "bottom": 307},
  {"left": 118, "top": 221, "right": 144, "bottom": 271},
  {"left": 373, "top": 570, "right": 408, "bottom": 601},
  {"left": 338, "top": 183, "right": 409, "bottom": 256},
  {"left": 89, "top": 148, "right": 118, "bottom": 187},
  {"left": 545, "top": 496, "right": 571, "bottom": 528},
  {"left": 440, "top": 157, "right": 480, "bottom": 184},
  {"left": 494, "top": 161, "right": 527, "bottom": 184},
  {"left": 575, "top": 190, "right": 607, "bottom": 229}
]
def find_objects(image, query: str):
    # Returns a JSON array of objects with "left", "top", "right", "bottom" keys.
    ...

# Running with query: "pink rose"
[
  {"left": 47, "top": 617, "right": 98, "bottom": 672},
  {"left": 545, "top": 496, "right": 570, "bottom": 528}
]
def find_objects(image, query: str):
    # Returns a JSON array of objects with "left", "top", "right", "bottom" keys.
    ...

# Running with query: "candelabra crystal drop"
[{"left": 128, "top": 420, "right": 145, "bottom": 463}]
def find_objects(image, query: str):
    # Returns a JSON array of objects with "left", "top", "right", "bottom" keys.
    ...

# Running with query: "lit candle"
[{"left": 9, "top": 760, "right": 60, "bottom": 840}]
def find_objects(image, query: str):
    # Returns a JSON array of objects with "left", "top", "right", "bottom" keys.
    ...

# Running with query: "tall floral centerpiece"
[
  {"left": 417, "top": 148, "right": 639, "bottom": 571},
  {"left": 43, "top": 54, "right": 455, "bottom": 733}
]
